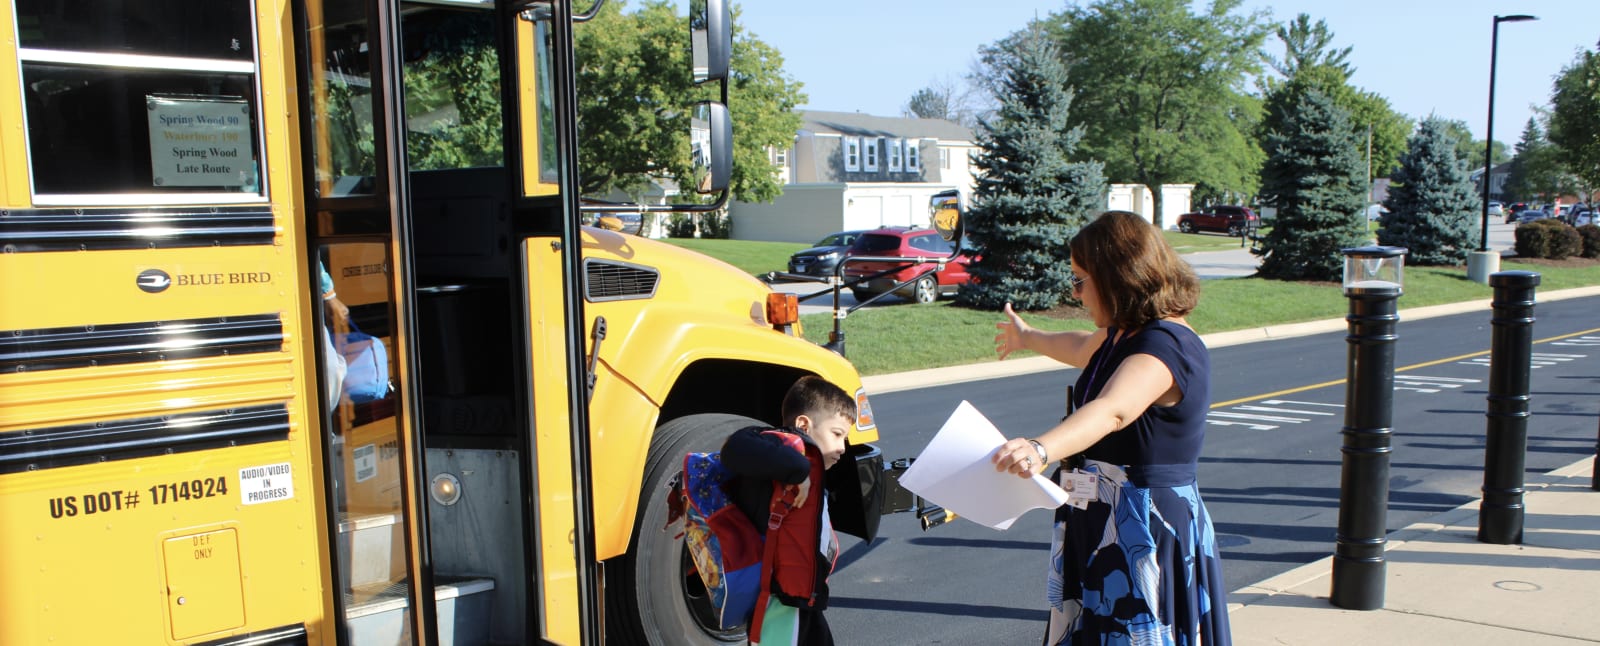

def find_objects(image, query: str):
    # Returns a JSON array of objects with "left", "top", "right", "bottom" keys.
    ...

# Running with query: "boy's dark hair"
[{"left": 780, "top": 375, "right": 857, "bottom": 427}]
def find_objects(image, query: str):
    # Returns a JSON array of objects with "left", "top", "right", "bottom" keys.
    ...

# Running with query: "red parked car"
[
  {"left": 1176, "top": 205, "right": 1259, "bottom": 236},
  {"left": 841, "top": 227, "right": 973, "bottom": 303}
]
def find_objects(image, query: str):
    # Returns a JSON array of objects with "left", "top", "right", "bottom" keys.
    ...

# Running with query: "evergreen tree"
[
  {"left": 1378, "top": 118, "right": 1481, "bottom": 265},
  {"left": 1503, "top": 118, "right": 1550, "bottom": 202},
  {"left": 956, "top": 25, "right": 1105, "bottom": 311},
  {"left": 1254, "top": 89, "right": 1369, "bottom": 281}
]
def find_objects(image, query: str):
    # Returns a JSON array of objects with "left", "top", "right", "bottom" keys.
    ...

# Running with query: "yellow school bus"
[{"left": 0, "top": 0, "right": 895, "bottom": 644}]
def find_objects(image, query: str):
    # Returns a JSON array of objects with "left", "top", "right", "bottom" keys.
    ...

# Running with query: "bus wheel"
[{"left": 606, "top": 413, "right": 759, "bottom": 645}]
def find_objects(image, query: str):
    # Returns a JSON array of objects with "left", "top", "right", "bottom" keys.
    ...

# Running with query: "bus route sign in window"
[{"left": 147, "top": 96, "right": 256, "bottom": 189}]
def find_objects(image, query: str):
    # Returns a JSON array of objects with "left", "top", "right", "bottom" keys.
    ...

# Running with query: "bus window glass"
[
  {"left": 515, "top": 8, "right": 559, "bottom": 195},
  {"left": 401, "top": 8, "right": 503, "bottom": 172},
  {"left": 535, "top": 19, "right": 558, "bottom": 186},
  {"left": 15, "top": 0, "right": 255, "bottom": 61},
  {"left": 319, "top": 242, "right": 413, "bottom": 625},
  {"left": 308, "top": 3, "right": 378, "bottom": 197},
  {"left": 15, "top": 0, "right": 264, "bottom": 199}
]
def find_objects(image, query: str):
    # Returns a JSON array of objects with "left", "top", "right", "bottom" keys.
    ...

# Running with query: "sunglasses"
[{"left": 1068, "top": 272, "right": 1086, "bottom": 291}]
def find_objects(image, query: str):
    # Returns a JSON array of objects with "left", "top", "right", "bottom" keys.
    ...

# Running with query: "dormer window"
[
  {"left": 906, "top": 141, "right": 920, "bottom": 170},
  {"left": 864, "top": 138, "right": 879, "bottom": 171},
  {"left": 845, "top": 138, "right": 860, "bottom": 171},
  {"left": 888, "top": 139, "right": 902, "bottom": 172}
]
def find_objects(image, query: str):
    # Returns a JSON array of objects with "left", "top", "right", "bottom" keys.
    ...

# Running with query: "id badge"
[{"left": 1061, "top": 469, "right": 1099, "bottom": 510}]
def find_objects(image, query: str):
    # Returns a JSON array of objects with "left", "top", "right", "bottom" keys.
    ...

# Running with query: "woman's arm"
[
  {"left": 992, "top": 353, "right": 1178, "bottom": 478},
  {"left": 994, "top": 303, "right": 1105, "bottom": 368}
]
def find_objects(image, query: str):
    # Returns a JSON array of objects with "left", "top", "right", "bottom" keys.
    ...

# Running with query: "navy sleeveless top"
[{"left": 1073, "top": 319, "right": 1211, "bottom": 467}]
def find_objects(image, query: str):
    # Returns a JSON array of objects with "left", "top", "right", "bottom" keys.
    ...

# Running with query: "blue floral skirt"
[{"left": 1045, "top": 461, "right": 1231, "bottom": 646}]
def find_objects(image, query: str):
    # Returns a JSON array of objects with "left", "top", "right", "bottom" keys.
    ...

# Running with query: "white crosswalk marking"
[
  {"left": 1458, "top": 353, "right": 1584, "bottom": 368},
  {"left": 1394, "top": 374, "right": 1479, "bottom": 394},
  {"left": 1233, "top": 405, "right": 1337, "bottom": 416},
  {"left": 1551, "top": 336, "right": 1600, "bottom": 346}
]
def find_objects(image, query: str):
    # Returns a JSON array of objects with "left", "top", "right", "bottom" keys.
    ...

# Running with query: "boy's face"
[{"left": 796, "top": 411, "right": 852, "bottom": 470}]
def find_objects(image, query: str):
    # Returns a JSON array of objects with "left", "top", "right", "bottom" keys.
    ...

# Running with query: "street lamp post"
[{"left": 1470, "top": 14, "right": 1539, "bottom": 284}]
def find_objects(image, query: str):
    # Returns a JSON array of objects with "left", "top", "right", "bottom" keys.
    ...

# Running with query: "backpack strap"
[{"left": 748, "top": 480, "right": 800, "bottom": 642}]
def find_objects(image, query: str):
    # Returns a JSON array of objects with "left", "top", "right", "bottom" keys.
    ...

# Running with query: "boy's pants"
[{"left": 753, "top": 598, "right": 832, "bottom": 646}]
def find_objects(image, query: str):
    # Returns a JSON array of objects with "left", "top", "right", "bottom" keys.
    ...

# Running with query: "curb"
[{"left": 861, "top": 285, "right": 1600, "bottom": 395}]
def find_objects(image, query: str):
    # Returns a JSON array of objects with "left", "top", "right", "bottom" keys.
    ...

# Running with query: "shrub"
[
  {"left": 1578, "top": 224, "right": 1600, "bottom": 259},
  {"left": 666, "top": 214, "right": 697, "bottom": 238},
  {"left": 1513, "top": 219, "right": 1582, "bottom": 259}
]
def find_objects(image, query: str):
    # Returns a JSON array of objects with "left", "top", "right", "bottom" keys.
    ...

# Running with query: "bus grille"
[{"left": 584, "top": 259, "right": 659, "bottom": 301}]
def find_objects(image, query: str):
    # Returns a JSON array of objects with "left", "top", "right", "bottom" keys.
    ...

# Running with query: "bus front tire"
[{"left": 606, "top": 413, "right": 760, "bottom": 645}]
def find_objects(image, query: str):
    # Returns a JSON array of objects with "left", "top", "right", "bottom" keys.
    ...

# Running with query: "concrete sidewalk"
[{"left": 1229, "top": 457, "right": 1600, "bottom": 645}]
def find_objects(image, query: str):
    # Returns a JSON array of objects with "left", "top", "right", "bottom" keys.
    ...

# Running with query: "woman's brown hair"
[{"left": 1069, "top": 210, "right": 1200, "bottom": 330}]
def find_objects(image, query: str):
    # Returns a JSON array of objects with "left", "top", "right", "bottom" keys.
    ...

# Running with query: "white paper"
[{"left": 897, "top": 401, "right": 1072, "bottom": 530}]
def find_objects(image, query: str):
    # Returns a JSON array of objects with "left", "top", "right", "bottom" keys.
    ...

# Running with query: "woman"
[{"left": 991, "top": 210, "right": 1230, "bottom": 645}]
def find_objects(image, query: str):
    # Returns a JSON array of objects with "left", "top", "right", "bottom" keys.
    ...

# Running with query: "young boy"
[{"left": 719, "top": 375, "right": 856, "bottom": 646}]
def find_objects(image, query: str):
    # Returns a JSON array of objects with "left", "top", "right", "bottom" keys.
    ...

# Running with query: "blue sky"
[{"left": 735, "top": 0, "right": 1598, "bottom": 145}]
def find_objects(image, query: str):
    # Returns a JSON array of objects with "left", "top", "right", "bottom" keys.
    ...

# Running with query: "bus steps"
[
  {"left": 343, "top": 577, "right": 496, "bottom": 646},
  {"left": 337, "top": 512, "right": 496, "bottom": 645}
]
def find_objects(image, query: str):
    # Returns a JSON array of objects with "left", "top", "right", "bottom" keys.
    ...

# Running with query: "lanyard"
[{"left": 1075, "top": 327, "right": 1125, "bottom": 410}]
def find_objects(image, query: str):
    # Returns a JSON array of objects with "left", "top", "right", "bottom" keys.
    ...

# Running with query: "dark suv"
[
  {"left": 841, "top": 227, "right": 972, "bottom": 303},
  {"left": 787, "top": 230, "right": 865, "bottom": 277},
  {"left": 1176, "top": 205, "right": 1258, "bottom": 236}
]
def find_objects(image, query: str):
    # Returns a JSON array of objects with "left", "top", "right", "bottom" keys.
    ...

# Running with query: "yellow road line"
[{"left": 1210, "top": 326, "right": 1600, "bottom": 409}]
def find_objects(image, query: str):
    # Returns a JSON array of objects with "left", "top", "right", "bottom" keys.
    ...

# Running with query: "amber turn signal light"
[{"left": 765, "top": 292, "right": 799, "bottom": 327}]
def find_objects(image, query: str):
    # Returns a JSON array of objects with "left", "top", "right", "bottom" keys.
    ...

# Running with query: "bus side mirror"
[
  {"left": 929, "top": 189, "right": 963, "bottom": 242},
  {"left": 691, "top": 102, "right": 731, "bottom": 194},
  {"left": 691, "top": 0, "right": 730, "bottom": 84}
]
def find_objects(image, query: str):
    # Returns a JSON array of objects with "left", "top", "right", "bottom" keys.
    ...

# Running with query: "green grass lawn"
[
  {"left": 663, "top": 238, "right": 806, "bottom": 276},
  {"left": 666, "top": 237, "right": 1600, "bottom": 376}
]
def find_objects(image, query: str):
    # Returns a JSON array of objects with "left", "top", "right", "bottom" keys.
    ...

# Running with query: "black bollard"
[
  {"left": 1479, "top": 270, "right": 1539, "bottom": 543},
  {"left": 1592, "top": 412, "right": 1599, "bottom": 492},
  {"left": 1331, "top": 246, "right": 1404, "bottom": 611}
]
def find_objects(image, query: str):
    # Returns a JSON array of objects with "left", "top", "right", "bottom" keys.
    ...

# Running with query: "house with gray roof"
[
  {"left": 730, "top": 110, "right": 1194, "bottom": 242},
  {"left": 730, "top": 110, "right": 978, "bottom": 243}
]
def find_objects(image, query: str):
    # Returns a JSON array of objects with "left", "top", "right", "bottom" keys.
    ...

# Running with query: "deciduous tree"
[
  {"left": 956, "top": 26, "right": 1105, "bottom": 311},
  {"left": 1548, "top": 43, "right": 1600, "bottom": 194},
  {"left": 574, "top": 1, "right": 803, "bottom": 204},
  {"left": 1377, "top": 118, "right": 1480, "bottom": 265},
  {"left": 1047, "top": 0, "right": 1271, "bottom": 228},
  {"left": 1254, "top": 90, "right": 1370, "bottom": 281}
]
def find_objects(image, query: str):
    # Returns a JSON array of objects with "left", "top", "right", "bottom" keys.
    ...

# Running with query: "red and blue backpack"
[{"left": 667, "top": 430, "right": 831, "bottom": 636}]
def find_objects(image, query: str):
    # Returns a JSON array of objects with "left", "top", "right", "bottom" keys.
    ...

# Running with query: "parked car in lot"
[
  {"left": 1516, "top": 209, "right": 1550, "bottom": 224},
  {"left": 1574, "top": 209, "right": 1594, "bottom": 227},
  {"left": 841, "top": 226, "right": 973, "bottom": 303},
  {"left": 1176, "top": 205, "right": 1259, "bottom": 236},
  {"left": 787, "top": 230, "right": 866, "bottom": 277}
]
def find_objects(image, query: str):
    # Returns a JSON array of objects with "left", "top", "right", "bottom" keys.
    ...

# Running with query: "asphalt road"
[
  {"left": 770, "top": 220, "right": 1524, "bottom": 316},
  {"left": 824, "top": 293, "right": 1600, "bottom": 645}
]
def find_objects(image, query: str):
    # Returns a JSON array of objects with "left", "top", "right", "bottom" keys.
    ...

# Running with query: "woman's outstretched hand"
[{"left": 994, "top": 302, "right": 1032, "bottom": 360}]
